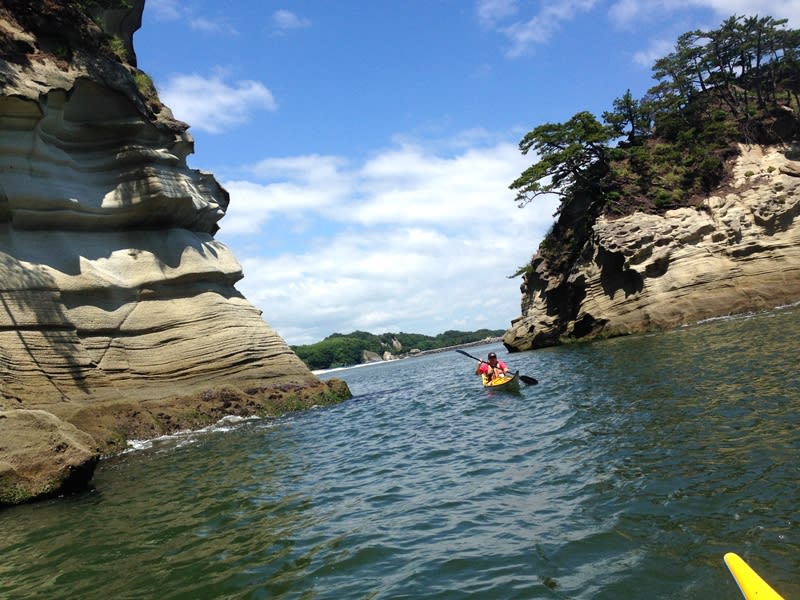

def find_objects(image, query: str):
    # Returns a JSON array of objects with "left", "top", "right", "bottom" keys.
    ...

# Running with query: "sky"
[{"left": 133, "top": 0, "right": 800, "bottom": 346}]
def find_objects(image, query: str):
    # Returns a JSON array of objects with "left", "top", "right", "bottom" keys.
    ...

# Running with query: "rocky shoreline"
[
  {"left": 313, "top": 337, "right": 504, "bottom": 375},
  {"left": 357, "top": 337, "right": 503, "bottom": 366}
]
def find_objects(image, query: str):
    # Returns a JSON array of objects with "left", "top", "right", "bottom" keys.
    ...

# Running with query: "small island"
[{"left": 504, "top": 15, "right": 800, "bottom": 351}]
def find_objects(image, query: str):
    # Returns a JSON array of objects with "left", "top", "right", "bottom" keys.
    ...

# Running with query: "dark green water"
[{"left": 2, "top": 307, "right": 799, "bottom": 599}]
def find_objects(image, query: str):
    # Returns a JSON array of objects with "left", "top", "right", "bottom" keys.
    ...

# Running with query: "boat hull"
[
  {"left": 724, "top": 553, "right": 784, "bottom": 600},
  {"left": 482, "top": 370, "right": 521, "bottom": 392}
]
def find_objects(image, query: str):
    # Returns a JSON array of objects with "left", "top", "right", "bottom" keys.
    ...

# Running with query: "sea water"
[{"left": 1, "top": 306, "right": 799, "bottom": 599}]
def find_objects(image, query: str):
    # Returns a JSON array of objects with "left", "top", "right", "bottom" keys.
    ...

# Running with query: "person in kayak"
[{"left": 475, "top": 352, "right": 510, "bottom": 382}]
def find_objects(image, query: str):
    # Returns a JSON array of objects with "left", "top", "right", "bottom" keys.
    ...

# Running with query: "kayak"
[
  {"left": 724, "top": 552, "right": 784, "bottom": 600},
  {"left": 482, "top": 370, "right": 521, "bottom": 392}
]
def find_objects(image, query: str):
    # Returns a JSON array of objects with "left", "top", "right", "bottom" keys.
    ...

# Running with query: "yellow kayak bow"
[
  {"left": 724, "top": 552, "right": 784, "bottom": 600},
  {"left": 482, "top": 370, "right": 521, "bottom": 392}
]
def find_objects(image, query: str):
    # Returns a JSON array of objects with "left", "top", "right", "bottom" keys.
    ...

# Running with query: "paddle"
[{"left": 455, "top": 349, "right": 538, "bottom": 385}]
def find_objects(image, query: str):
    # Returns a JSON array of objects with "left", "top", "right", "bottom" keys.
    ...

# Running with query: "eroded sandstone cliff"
[
  {"left": 0, "top": 1, "right": 350, "bottom": 504},
  {"left": 504, "top": 144, "right": 800, "bottom": 351}
]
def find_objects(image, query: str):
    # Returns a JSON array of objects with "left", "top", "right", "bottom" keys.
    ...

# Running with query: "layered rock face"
[
  {"left": 505, "top": 145, "right": 800, "bottom": 351},
  {"left": 0, "top": 1, "right": 349, "bottom": 504}
]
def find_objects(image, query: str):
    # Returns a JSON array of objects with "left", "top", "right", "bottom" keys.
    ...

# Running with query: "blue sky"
[{"left": 134, "top": 0, "right": 799, "bottom": 345}]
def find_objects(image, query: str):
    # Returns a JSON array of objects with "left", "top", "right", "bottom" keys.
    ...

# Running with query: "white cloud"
[
  {"left": 610, "top": 0, "right": 800, "bottom": 27},
  {"left": 721, "top": 0, "right": 800, "bottom": 24},
  {"left": 221, "top": 183, "right": 345, "bottom": 236},
  {"left": 476, "top": 0, "right": 519, "bottom": 27},
  {"left": 273, "top": 10, "right": 312, "bottom": 31},
  {"left": 145, "top": 1, "right": 238, "bottom": 33},
  {"left": 608, "top": 0, "right": 657, "bottom": 27},
  {"left": 158, "top": 72, "right": 277, "bottom": 133},
  {"left": 248, "top": 155, "right": 349, "bottom": 184},
  {"left": 219, "top": 155, "right": 353, "bottom": 235},
  {"left": 146, "top": 0, "right": 182, "bottom": 21},
  {"left": 632, "top": 37, "right": 676, "bottom": 67},
  {"left": 218, "top": 136, "right": 560, "bottom": 345},
  {"left": 234, "top": 215, "right": 556, "bottom": 345},
  {"left": 478, "top": 0, "right": 800, "bottom": 60},
  {"left": 620, "top": 2, "right": 800, "bottom": 69},
  {"left": 189, "top": 17, "right": 238, "bottom": 35},
  {"left": 478, "top": 0, "right": 599, "bottom": 57},
  {"left": 351, "top": 143, "right": 533, "bottom": 226}
]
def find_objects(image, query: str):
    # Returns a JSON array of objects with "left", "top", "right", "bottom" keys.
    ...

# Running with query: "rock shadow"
[
  {"left": 598, "top": 247, "right": 644, "bottom": 298},
  {"left": 0, "top": 253, "right": 91, "bottom": 395}
]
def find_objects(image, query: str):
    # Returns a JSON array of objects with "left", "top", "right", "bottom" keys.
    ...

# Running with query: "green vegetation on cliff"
[
  {"left": 292, "top": 329, "right": 504, "bottom": 370},
  {"left": 512, "top": 15, "right": 800, "bottom": 276},
  {"left": 0, "top": 0, "right": 163, "bottom": 114}
]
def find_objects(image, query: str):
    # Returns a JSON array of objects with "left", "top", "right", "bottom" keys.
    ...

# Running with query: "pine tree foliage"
[{"left": 512, "top": 14, "right": 800, "bottom": 273}]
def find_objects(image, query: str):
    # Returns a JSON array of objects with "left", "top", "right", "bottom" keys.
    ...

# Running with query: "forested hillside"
[{"left": 292, "top": 329, "right": 504, "bottom": 370}]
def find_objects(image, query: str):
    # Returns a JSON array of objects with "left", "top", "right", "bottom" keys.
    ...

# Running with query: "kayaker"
[{"left": 475, "top": 352, "right": 509, "bottom": 382}]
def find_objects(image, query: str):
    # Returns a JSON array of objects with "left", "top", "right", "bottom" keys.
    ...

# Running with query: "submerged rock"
[{"left": 0, "top": 410, "right": 98, "bottom": 504}]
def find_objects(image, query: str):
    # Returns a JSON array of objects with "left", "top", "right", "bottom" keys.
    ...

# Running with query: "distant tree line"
[
  {"left": 511, "top": 15, "right": 800, "bottom": 275},
  {"left": 291, "top": 329, "right": 504, "bottom": 370}
]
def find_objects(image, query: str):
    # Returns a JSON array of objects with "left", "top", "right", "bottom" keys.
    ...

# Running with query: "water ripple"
[{"left": 1, "top": 308, "right": 799, "bottom": 598}]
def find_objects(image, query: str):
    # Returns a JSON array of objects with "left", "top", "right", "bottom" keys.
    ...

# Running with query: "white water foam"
[
  {"left": 124, "top": 414, "right": 264, "bottom": 454},
  {"left": 694, "top": 300, "right": 800, "bottom": 327},
  {"left": 312, "top": 360, "right": 396, "bottom": 375}
]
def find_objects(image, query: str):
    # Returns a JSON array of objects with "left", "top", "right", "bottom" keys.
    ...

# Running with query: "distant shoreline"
[{"left": 312, "top": 337, "right": 503, "bottom": 375}]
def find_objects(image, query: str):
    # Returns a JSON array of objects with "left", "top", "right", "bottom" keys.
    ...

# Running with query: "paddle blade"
[{"left": 520, "top": 375, "right": 538, "bottom": 385}]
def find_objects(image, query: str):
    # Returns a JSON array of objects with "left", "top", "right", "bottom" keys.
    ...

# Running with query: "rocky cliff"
[
  {"left": 0, "top": 0, "right": 349, "bottom": 504},
  {"left": 504, "top": 144, "right": 800, "bottom": 351}
]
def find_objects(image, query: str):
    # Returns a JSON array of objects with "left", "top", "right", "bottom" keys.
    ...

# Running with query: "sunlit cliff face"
[
  {"left": 1, "top": 79, "right": 227, "bottom": 233},
  {"left": 505, "top": 144, "right": 800, "bottom": 351},
  {"left": 0, "top": 0, "right": 349, "bottom": 506}
]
